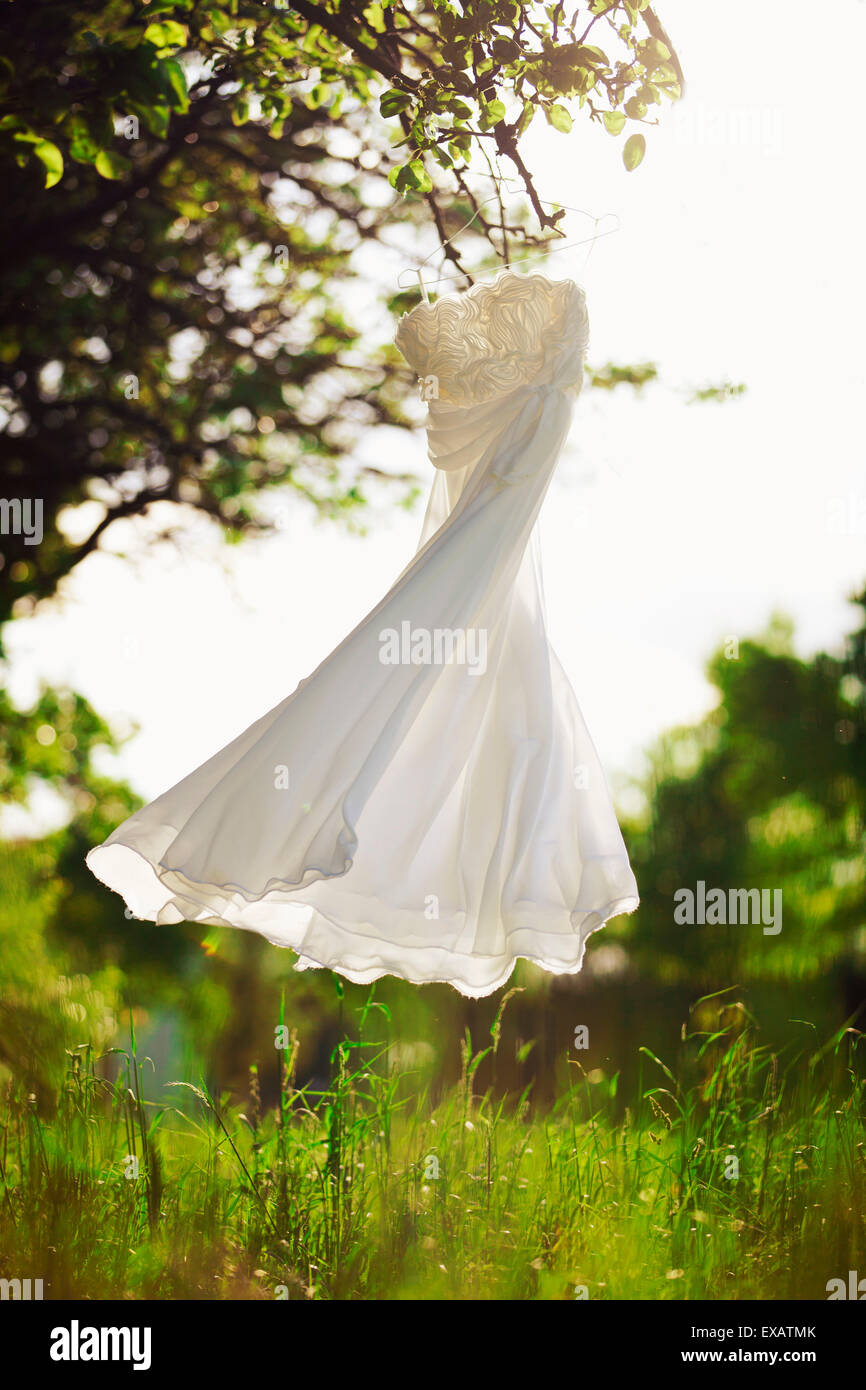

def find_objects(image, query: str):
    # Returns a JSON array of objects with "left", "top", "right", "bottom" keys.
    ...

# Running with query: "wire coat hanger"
[{"left": 397, "top": 176, "right": 620, "bottom": 301}]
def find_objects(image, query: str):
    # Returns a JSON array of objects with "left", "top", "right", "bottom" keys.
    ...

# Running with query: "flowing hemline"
[{"left": 86, "top": 836, "right": 639, "bottom": 999}]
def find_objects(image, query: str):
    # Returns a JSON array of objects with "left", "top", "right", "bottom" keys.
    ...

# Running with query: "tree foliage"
[
  {"left": 621, "top": 588, "right": 866, "bottom": 988},
  {"left": 0, "top": 0, "right": 683, "bottom": 637}
]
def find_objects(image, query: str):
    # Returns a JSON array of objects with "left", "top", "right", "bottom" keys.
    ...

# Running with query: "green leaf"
[
  {"left": 392, "top": 158, "right": 432, "bottom": 193},
  {"left": 623, "top": 132, "right": 646, "bottom": 171},
  {"left": 307, "top": 83, "right": 331, "bottom": 110},
  {"left": 652, "top": 63, "right": 677, "bottom": 84},
  {"left": 480, "top": 98, "right": 506, "bottom": 126},
  {"left": 491, "top": 37, "right": 521, "bottom": 63},
  {"left": 625, "top": 96, "right": 647, "bottom": 120},
  {"left": 161, "top": 58, "right": 189, "bottom": 113},
  {"left": 95, "top": 148, "right": 132, "bottom": 180},
  {"left": 65, "top": 115, "right": 100, "bottom": 165},
  {"left": 648, "top": 37, "right": 671, "bottom": 62},
  {"left": 138, "top": 98, "right": 171, "bottom": 140},
  {"left": 406, "top": 158, "right": 432, "bottom": 192},
  {"left": 516, "top": 100, "right": 535, "bottom": 136},
  {"left": 13, "top": 133, "right": 64, "bottom": 187},
  {"left": 603, "top": 109, "right": 626, "bottom": 135},
  {"left": 548, "top": 104, "right": 572, "bottom": 133},
  {"left": 33, "top": 138, "right": 64, "bottom": 188},
  {"left": 380, "top": 89, "right": 412, "bottom": 118},
  {"left": 364, "top": 1, "right": 387, "bottom": 34},
  {"left": 143, "top": 20, "right": 188, "bottom": 49}
]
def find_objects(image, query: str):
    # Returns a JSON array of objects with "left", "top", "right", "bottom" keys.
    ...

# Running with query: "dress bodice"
[{"left": 394, "top": 269, "right": 589, "bottom": 407}]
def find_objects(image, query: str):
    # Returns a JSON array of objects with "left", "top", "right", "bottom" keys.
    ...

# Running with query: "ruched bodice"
[{"left": 394, "top": 270, "right": 590, "bottom": 406}]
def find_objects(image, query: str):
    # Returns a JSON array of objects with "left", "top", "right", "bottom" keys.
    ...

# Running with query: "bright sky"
[{"left": 5, "top": 0, "right": 865, "bottom": 831}]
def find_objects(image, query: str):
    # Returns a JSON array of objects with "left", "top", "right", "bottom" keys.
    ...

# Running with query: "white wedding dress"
[{"left": 86, "top": 269, "right": 639, "bottom": 997}]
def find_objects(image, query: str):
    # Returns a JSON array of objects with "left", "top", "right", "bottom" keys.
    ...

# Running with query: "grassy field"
[{"left": 0, "top": 988, "right": 863, "bottom": 1301}]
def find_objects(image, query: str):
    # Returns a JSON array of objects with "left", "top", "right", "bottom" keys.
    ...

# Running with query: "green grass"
[{"left": 0, "top": 989, "right": 863, "bottom": 1301}]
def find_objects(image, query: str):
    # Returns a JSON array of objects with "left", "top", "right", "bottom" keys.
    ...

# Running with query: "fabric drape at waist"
[{"left": 425, "top": 380, "right": 575, "bottom": 476}]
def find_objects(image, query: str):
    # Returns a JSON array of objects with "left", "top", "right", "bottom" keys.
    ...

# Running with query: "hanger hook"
[{"left": 397, "top": 175, "right": 621, "bottom": 294}]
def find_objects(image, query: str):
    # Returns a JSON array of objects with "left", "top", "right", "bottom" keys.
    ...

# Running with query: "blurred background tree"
[{"left": 623, "top": 591, "right": 866, "bottom": 987}]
